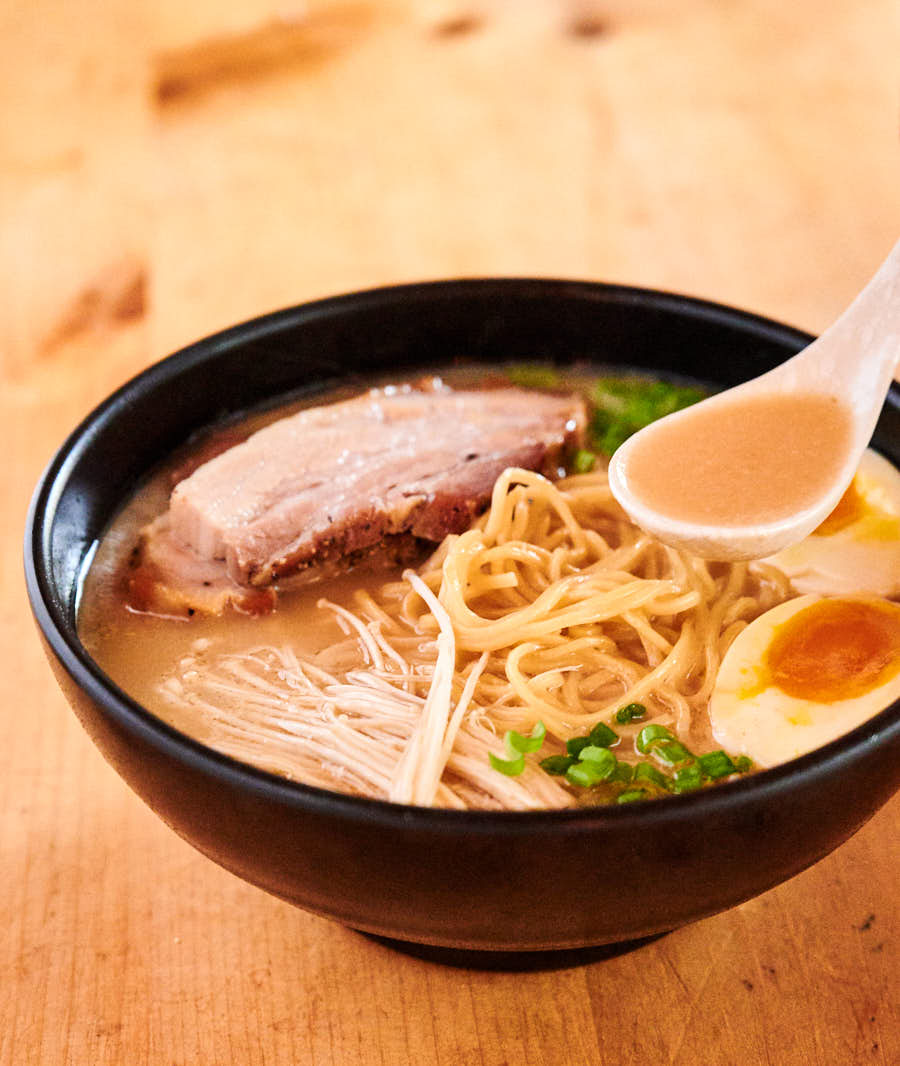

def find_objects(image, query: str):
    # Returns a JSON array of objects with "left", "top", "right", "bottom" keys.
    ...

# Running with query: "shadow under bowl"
[{"left": 24, "top": 278, "right": 900, "bottom": 953}]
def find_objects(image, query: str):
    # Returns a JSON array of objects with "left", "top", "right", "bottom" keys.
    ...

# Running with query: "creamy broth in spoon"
[{"left": 619, "top": 391, "right": 854, "bottom": 527}]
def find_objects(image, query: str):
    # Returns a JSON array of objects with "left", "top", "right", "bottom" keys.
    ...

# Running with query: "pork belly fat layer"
[
  {"left": 169, "top": 386, "right": 586, "bottom": 586},
  {"left": 127, "top": 515, "right": 277, "bottom": 618}
]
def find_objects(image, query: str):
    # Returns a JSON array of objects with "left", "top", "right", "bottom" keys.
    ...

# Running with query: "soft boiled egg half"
[
  {"left": 764, "top": 448, "right": 900, "bottom": 597},
  {"left": 710, "top": 595, "right": 900, "bottom": 767}
]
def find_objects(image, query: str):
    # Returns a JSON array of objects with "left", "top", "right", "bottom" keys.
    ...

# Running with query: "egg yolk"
[
  {"left": 812, "top": 478, "right": 865, "bottom": 535},
  {"left": 765, "top": 598, "right": 900, "bottom": 703}
]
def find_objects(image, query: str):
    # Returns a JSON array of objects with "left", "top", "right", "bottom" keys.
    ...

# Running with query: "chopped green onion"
[
  {"left": 507, "top": 721, "right": 546, "bottom": 754},
  {"left": 672, "top": 764, "right": 704, "bottom": 793},
  {"left": 591, "top": 378, "right": 705, "bottom": 456},
  {"left": 634, "top": 762, "right": 670, "bottom": 790},
  {"left": 650, "top": 740, "right": 694, "bottom": 766},
  {"left": 566, "top": 761, "right": 609, "bottom": 788},
  {"left": 588, "top": 721, "right": 619, "bottom": 748},
  {"left": 610, "top": 761, "right": 634, "bottom": 784},
  {"left": 507, "top": 364, "right": 561, "bottom": 390},
  {"left": 566, "top": 722, "right": 618, "bottom": 757},
  {"left": 572, "top": 448, "right": 597, "bottom": 474},
  {"left": 489, "top": 721, "right": 545, "bottom": 776},
  {"left": 489, "top": 752, "right": 525, "bottom": 776},
  {"left": 540, "top": 754, "right": 577, "bottom": 776},
  {"left": 636, "top": 724, "right": 674, "bottom": 754},
  {"left": 542, "top": 712, "right": 753, "bottom": 800},
  {"left": 698, "top": 750, "right": 737, "bottom": 780},
  {"left": 577, "top": 746, "right": 617, "bottom": 776},
  {"left": 616, "top": 702, "right": 647, "bottom": 724}
]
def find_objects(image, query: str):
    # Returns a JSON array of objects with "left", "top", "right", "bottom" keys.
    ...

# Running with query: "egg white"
[
  {"left": 763, "top": 448, "right": 900, "bottom": 597},
  {"left": 709, "top": 595, "right": 900, "bottom": 768}
]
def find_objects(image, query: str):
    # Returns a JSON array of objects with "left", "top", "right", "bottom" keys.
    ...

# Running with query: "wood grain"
[{"left": 2, "top": 1, "right": 898, "bottom": 1063}]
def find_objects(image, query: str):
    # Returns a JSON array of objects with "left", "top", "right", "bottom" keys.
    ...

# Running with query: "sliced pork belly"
[
  {"left": 126, "top": 514, "right": 277, "bottom": 618},
  {"left": 169, "top": 385, "right": 586, "bottom": 587},
  {"left": 125, "top": 514, "right": 424, "bottom": 619}
]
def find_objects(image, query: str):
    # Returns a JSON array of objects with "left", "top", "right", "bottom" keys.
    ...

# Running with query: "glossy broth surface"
[{"left": 623, "top": 391, "right": 853, "bottom": 526}]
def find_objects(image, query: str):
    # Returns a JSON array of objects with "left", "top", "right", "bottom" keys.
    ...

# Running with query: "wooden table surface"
[{"left": 3, "top": 1, "right": 899, "bottom": 1062}]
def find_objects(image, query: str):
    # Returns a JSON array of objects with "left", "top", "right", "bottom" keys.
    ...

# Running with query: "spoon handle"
[
  {"left": 789, "top": 238, "right": 900, "bottom": 381},
  {"left": 759, "top": 239, "right": 900, "bottom": 447}
]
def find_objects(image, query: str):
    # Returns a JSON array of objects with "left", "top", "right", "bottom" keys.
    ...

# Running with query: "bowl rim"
[{"left": 24, "top": 275, "right": 900, "bottom": 833}]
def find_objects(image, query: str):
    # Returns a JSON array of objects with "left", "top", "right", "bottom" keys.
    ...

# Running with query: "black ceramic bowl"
[{"left": 25, "top": 279, "right": 900, "bottom": 953}]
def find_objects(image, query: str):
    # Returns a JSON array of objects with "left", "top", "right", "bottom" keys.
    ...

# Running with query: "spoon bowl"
[{"left": 609, "top": 240, "right": 900, "bottom": 560}]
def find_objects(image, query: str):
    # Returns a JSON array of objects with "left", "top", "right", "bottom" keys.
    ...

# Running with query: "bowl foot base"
[{"left": 357, "top": 930, "right": 668, "bottom": 971}]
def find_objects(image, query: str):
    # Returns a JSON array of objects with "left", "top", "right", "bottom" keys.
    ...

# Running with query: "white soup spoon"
[{"left": 608, "top": 239, "right": 900, "bottom": 561}]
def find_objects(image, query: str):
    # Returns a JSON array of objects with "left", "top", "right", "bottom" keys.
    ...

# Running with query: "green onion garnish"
[
  {"left": 541, "top": 716, "right": 752, "bottom": 801},
  {"left": 611, "top": 761, "right": 634, "bottom": 784},
  {"left": 633, "top": 762, "right": 670, "bottom": 790},
  {"left": 577, "top": 746, "right": 617, "bottom": 776},
  {"left": 649, "top": 740, "right": 694, "bottom": 766},
  {"left": 489, "top": 721, "right": 546, "bottom": 776},
  {"left": 507, "top": 364, "right": 561, "bottom": 390},
  {"left": 636, "top": 724, "right": 673, "bottom": 753},
  {"left": 572, "top": 448, "right": 597, "bottom": 474},
  {"left": 616, "top": 702, "right": 647, "bottom": 724},
  {"left": 590, "top": 378, "right": 705, "bottom": 456},
  {"left": 698, "top": 750, "right": 737, "bottom": 780},
  {"left": 489, "top": 751, "right": 525, "bottom": 776},
  {"left": 507, "top": 721, "right": 546, "bottom": 754},
  {"left": 588, "top": 721, "right": 619, "bottom": 748},
  {"left": 672, "top": 764, "right": 704, "bottom": 793},
  {"left": 540, "top": 754, "right": 577, "bottom": 776},
  {"left": 566, "top": 761, "right": 610, "bottom": 788}
]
